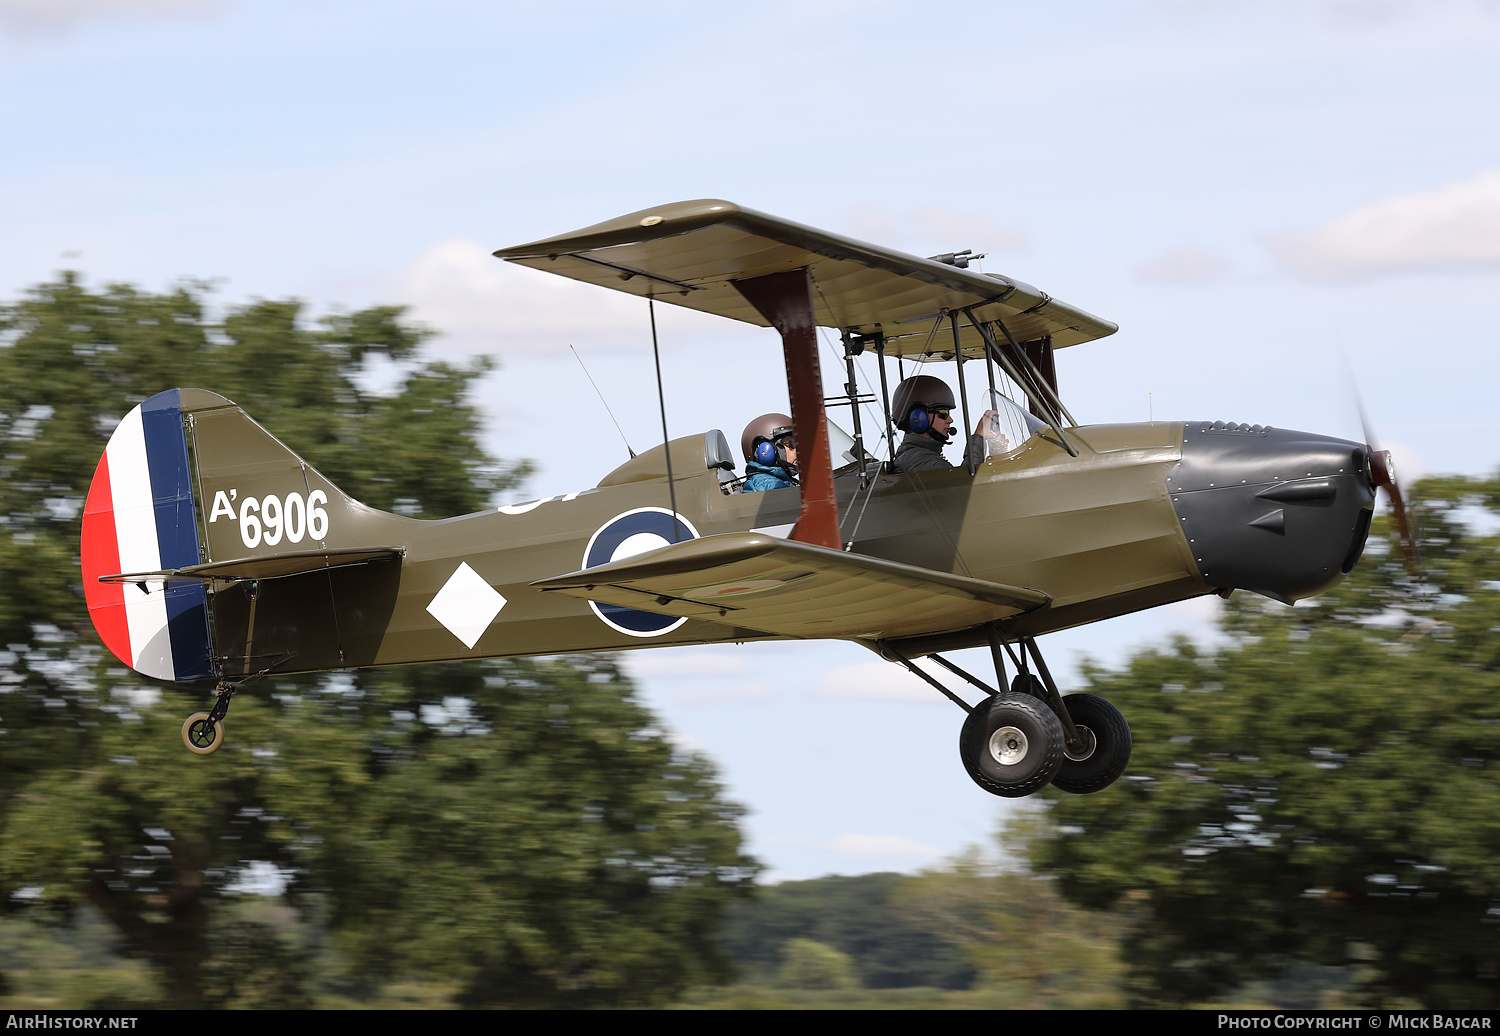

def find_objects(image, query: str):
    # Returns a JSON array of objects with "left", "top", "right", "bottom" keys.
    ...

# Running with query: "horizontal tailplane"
[{"left": 81, "top": 389, "right": 393, "bottom": 682}]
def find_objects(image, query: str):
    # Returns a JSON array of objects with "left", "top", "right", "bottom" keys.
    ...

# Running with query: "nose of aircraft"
[{"left": 1169, "top": 422, "right": 1377, "bottom": 604}]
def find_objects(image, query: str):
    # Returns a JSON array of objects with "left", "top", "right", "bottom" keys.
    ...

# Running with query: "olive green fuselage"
[{"left": 194, "top": 399, "right": 1206, "bottom": 677}]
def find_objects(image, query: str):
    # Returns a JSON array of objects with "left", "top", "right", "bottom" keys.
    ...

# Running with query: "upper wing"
[
  {"left": 493, "top": 200, "right": 1117, "bottom": 353},
  {"left": 530, "top": 532, "right": 1050, "bottom": 641}
]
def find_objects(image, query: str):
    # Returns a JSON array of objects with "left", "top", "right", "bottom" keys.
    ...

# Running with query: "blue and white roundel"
[{"left": 583, "top": 507, "right": 699, "bottom": 637}]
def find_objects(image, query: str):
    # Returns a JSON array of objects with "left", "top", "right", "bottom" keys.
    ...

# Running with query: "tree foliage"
[
  {"left": 1039, "top": 476, "right": 1500, "bottom": 1007},
  {"left": 721, "top": 871, "right": 974, "bottom": 990},
  {"left": 330, "top": 655, "right": 756, "bottom": 1008},
  {"left": 0, "top": 275, "right": 755, "bottom": 1008},
  {"left": 776, "top": 939, "right": 859, "bottom": 990},
  {"left": 896, "top": 820, "right": 1127, "bottom": 1009}
]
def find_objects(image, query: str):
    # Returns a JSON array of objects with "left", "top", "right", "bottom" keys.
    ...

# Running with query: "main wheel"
[
  {"left": 182, "top": 712, "right": 225, "bottom": 756},
  {"left": 959, "top": 694, "right": 1065, "bottom": 798},
  {"left": 1051, "top": 694, "right": 1131, "bottom": 794}
]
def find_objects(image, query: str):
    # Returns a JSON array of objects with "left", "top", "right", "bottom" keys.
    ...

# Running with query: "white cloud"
[
  {"left": 822, "top": 833, "right": 946, "bottom": 867},
  {"left": 389, "top": 238, "right": 727, "bottom": 356},
  {"left": 813, "top": 660, "right": 950, "bottom": 703},
  {"left": 0, "top": 0, "right": 226, "bottom": 37},
  {"left": 625, "top": 649, "right": 777, "bottom": 705},
  {"left": 389, "top": 238, "right": 654, "bottom": 355},
  {"left": 1272, "top": 169, "right": 1500, "bottom": 281},
  {"left": 1136, "top": 246, "right": 1230, "bottom": 283}
]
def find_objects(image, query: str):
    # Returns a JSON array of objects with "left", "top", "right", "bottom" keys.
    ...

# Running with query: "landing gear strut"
[
  {"left": 880, "top": 628, "right": 1131, "bottom": 798},
  {"left": 181, "top": 680, "right": 239, "bottom": 756}
]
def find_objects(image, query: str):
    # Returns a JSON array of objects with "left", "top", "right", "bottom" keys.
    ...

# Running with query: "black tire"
[
  {"left": 1051, "top": 694, "right": 1131, "bottom": 794},
  {"left": 182, "top": 712, "right": 224, "bottom": 756},
  {"left": 1010, "top": 672, "right": 1047, "bottom": 699},
  {"left": 959, "top": 694, "right": 1065, "bottom": 798}
]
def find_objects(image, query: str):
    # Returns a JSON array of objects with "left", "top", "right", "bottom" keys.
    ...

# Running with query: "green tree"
[
  {"left": 328, "top": 654, "right": 757, "bottom": 1008},
  {"left": 896, "top": 823, "right": 1127, "bottom": 1009},
  {"left": 776, "top": 939, "right": 859, "bottom": 990},
  {"left": 0, "top": 274, "right": 755, "bottom": 1007},
  {"left": 722, "top": 872, "right": 974, "bottom": 989},
  {"left": 1039, "top": 476, "right": 1500, "bottom": 1007}
]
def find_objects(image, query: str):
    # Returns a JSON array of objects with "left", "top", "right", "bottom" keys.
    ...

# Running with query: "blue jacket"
[{"left": 743, "top": 460, "right": 797, "bottom": 492}]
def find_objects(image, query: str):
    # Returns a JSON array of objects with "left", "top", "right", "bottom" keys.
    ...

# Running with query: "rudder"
[
  {"left": 81, "top": 389, "right": 214, "bottom": 682},
  {"left": 82, "top": 388, "right": 400, "bottom": 683}
]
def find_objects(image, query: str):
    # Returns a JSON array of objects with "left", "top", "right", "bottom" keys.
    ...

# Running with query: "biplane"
[{"left": 79, "top": 200, "right": 1401, "bottom": 798}]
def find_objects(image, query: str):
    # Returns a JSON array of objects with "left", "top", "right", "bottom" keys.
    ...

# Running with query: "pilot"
[
  {"left": 740, "top": 413, "right": 799, "bottom": 492},
  {"left": 889, "top": 375, "right": 995, "bottom": 474}
]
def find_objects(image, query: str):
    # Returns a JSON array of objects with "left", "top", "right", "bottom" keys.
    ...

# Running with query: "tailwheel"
[
  {"left": 181, "top": 679, "right": 239, "bottom": 757},
  {"left": 1051, "top": 693, "right": 1131, "bottom": 794},
  {"left": 959, "top": 694, "right": 1065, "bottom": 798},
  {"left": 182, "top": 712, "right": 225, "bottom": 756}
]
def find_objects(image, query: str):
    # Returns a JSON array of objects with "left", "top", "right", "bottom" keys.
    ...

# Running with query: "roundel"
[{"left": 583, "top": 507, "right": 699, "bottom": 637}]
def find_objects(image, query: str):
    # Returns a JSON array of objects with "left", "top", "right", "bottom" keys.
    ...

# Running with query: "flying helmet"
[
  {"left": 741, "top": 412, "right": 795, "bottom": 468},
  {"left": 891, "top": 375, "right": 956, "bottom": 435}
]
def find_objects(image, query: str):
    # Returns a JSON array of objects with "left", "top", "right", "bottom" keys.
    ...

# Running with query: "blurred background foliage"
[
  {"left": 0, "top": 277, "right": 756, "bottom": 1009},
  {"left": 2, "top": 275, "right": 1497, "bottom": 1009}
]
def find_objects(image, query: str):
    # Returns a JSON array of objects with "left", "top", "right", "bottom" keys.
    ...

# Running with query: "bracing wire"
[
  {"left": 570, "top": 344, "right": 636, "bottom": 459},
  {"left": 811, "top": 277, "right": 889, "bottom": 463},
  {"left": 648, "top": 297, "right": 680, "bottom": 541}
]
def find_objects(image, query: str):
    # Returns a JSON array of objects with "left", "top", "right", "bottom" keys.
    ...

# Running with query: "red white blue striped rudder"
[{"left": 81, "top": 389, "right": 214, "bottom": 683}]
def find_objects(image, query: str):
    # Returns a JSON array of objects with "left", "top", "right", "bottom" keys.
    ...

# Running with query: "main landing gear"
[
  {"left": 181, "top": 679, "right": 240, "bottom": 756},
  {"left": 881, "top": 630, "right": 1131, "bottom": 798}
]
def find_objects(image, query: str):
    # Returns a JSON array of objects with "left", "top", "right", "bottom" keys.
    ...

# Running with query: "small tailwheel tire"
[
  {"left": 959, "top": 694, "right": 1065, "bottom": 798},
  {"left": 182, "top": 712, "right": 225, "bottom": 756},
  {"left": 1051, "top": 693, "right": 1131, "bottom": 794}
]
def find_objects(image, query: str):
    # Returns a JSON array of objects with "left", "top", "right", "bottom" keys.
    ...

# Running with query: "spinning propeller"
[{"left": 1356, "top": 395, "right": 1419, "bottom": 574}]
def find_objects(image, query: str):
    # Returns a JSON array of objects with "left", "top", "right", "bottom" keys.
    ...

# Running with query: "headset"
[
  {"left": 908, "top": 404, "right": 931, "bottom": 434},
  {"left": 755, "top": 424, "right": 795, "bottom": 468},
  {"left": 893, "top": 376, "right": 957, "bottom": 439},
  {"left": 907, "top": 403, "right": 953, "bottom": 437}
]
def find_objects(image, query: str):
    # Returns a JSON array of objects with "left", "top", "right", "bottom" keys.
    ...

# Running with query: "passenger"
[
  {"left": 740, "top": 413, "right": 798, "bottom": 492},
  {"left": 889, "top": 375, "right": 995, "bottom": 474}
]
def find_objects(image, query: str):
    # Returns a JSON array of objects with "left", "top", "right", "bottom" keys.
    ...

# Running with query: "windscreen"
[{"left": 983, "top": 389, "right": 1046, "bottom": 458}]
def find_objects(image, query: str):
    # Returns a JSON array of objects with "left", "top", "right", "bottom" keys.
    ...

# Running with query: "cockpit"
[{"left": 720, "top": 383, "right": 1050, "bottom": 494}]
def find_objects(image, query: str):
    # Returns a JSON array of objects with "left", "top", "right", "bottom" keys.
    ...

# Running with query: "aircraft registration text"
[{"left": 209, "top": 489, "right": 329, "bottom": 548}]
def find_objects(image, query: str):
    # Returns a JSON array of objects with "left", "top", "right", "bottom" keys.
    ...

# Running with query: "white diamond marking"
[{"left": 426, "top": 562, "right": 506, "bottom": 650}]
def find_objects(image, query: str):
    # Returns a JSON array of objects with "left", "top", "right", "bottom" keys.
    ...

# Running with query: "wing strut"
[
  {"left": 877, "top": 641, "right": 976, "bottom": 714},
  {"left": 964, "top": 307, "right": 1079, "bottom": 458},
  {"left": 730, "top": 269, "right": 841, "bottom": 551}
]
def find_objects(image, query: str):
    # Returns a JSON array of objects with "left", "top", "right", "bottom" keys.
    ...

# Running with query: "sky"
[{"left": 5, "top": 0, "right": 1500, "bottom": 880}]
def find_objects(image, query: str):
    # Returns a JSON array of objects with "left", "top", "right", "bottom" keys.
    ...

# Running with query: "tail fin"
[
  {"left": 82, "top": 388, "right": 392, "bottom": 683},
  {"left": 82, "top": 389, "right": 214, "bottom": 682}
]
